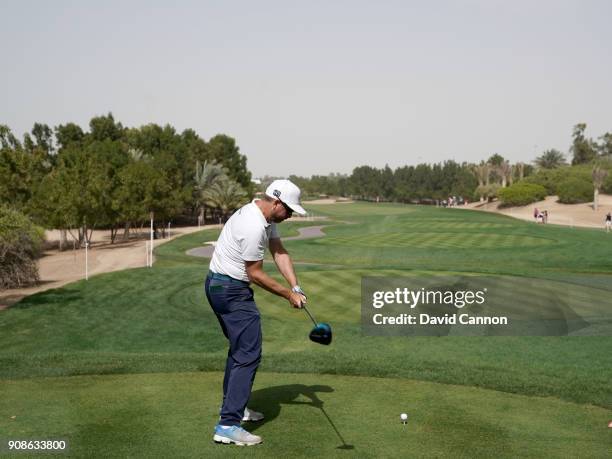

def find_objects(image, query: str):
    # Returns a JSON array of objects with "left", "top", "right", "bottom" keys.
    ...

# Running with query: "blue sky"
[{"left": 2, "top": 0, "right": 611, "bottom": 177}]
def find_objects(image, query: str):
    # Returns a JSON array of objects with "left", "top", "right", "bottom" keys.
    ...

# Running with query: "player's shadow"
[
  {"left": 248, "top": 384, "right": 354, "bottom": 450},
  {"left": 248, "top": 384, "right": 332, "bottom": 430}
]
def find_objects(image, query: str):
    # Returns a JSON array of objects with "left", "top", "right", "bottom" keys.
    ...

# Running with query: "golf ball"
[{"left": 400, "top": 413, "right": 408, "bottom": 421}]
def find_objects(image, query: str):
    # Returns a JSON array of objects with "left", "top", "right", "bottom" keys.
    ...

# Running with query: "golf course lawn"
[
  {"left": 1, "top": 203, "right": 611, "bottom": 457},
  {"left": 1, "top": 372, "right": 609, "bottom": 458}
]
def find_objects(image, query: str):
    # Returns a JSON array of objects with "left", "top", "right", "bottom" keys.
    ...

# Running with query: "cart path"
[
  {"left": 0, "top": 225, "right": 216, "bottom": 311},
  {"left": 186, "top": 225, "right": 328, "bottom": 259}
]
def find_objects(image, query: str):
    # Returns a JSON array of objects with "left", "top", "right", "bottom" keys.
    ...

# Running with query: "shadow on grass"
[
  {"left": 249, "top": 384, "right": 354, "bottom": 450},
  {"left": 10, "top": 289, "right": 83, "bottom": 309}
]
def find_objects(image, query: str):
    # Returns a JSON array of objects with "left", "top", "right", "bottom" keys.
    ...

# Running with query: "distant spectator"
[
  {"left": 533, "top": 208, "right": 539, "bottom": 222},
  {"left": 543, "top": 210, "right": 548, "bottom": 224},
  {"left": 606, "top": 212, "right": 611, "bottom": 233}
]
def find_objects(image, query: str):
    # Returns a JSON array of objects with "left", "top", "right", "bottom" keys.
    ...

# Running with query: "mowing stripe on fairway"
[{"left": 316, "top": 232, "right": 556, "bottom": 249}]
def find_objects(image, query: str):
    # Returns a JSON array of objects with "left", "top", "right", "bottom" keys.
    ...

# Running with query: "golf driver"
[{"left": 303, "top": 304, "right": 332, "bottom": 345}]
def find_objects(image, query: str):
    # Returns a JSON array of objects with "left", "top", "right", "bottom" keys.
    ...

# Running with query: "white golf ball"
[{"left": 400, "top": 413, "right": 408, "bottom": 421}]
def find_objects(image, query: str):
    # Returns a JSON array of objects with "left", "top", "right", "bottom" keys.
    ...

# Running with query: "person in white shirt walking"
[{"left": 205, "top": 179, "right": 308, "bottom": 446}]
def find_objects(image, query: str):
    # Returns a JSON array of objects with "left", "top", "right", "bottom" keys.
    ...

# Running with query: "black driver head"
[{"left": 309, "top": 322, "right": 332, "bottom": 345}]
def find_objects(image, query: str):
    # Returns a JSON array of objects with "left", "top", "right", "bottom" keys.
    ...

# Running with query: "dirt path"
[{"left": 0, "top": 225, "right": 219, "bottom": 310}]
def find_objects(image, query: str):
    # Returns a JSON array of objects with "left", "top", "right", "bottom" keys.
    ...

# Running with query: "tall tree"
[
  {"left": 89, "top": 113, "right": 124, "bottom": 142},
  {"left": 55, "top": 123, "right": 85, "bottom": 149},
  {"left": 498, "top": 160, "right": 513, "bottom": 187},
  {"left": 0, "top": 125, "right": 21, "bottom": 149},
  {"left": 598, "top": 132, "right": 612, "bottom": 158},
  {"left": 515, "top": 162, "right": 525, "bottom": 180},
  {"left": 194, "top": 160, "right": 226, "bottom": 223},
  {"left": 592, "top": 165, "right": 608, "bottom": 211},
  {"left": 471, "top": 162, "right": 491, "bottom": 201},
  {"left": 207, "top": 134, "right": 252, "bottom": 193},
  {"left": 30, "top": 123, "right": 54, "bottom": 154},
  {"left": 535, "top": 149, "right": 567, "bottom": 169},
  {"left": 571, "top": 123, "right": 597, "bottom": 165},
  {"left": 487, "top": 153, "right": 505, "bottom": 166},
  {"left": 201, "top": 177, "right": 247, "bottom": 222}
]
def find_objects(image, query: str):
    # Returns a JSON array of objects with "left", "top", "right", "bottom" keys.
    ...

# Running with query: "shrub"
[
  {"left": 0, "top": 206, "right": 44, "bottom": 289},
  {"left": 556, "top": 178, "right": 593, "bottom": 204},
  {"left": 524, "top": 165, "right": 592, "bottom": 195},
  {"left": 523, "top": 168, "right": 564, "bottom": 194},
  {"left": 498, "top": 182, "right": 547, "bottom": 207}
]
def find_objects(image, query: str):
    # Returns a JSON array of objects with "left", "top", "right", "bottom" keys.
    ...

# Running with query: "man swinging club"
[{"left": 205, "top": 179, "right": 308, "bottom": 446}]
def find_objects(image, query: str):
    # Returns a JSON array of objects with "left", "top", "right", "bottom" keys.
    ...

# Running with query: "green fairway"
[
  {"left": 1, "top": 203, "right": 611, "bottom": 457},
  {"left": 317, "top": 231, "right": 555, "bottom": 249}
]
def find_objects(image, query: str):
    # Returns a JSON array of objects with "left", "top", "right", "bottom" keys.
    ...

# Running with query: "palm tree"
[
  {"left": 498, "top": 160, "right": 513, "bottom": 187},
  {"left": 516, "top": 162, "right": 525, "bottom": 180},
  {"left": 592, "top": 165, "right": 608, "bottom": 211},
  {"left": 128, "top": 147, "right": 145, "bottom": 162},
  {"left": 471, "top": 162, "right": 491, "bottom": 202},
  {"left": 201, "top": 177, "right": 247, "bottom": 222},
  {"left": 194, "top": 160, "right": 226, "bottom": 224},
  {"left": 535, "top": 149, "right": 567, "bottom": 169}
]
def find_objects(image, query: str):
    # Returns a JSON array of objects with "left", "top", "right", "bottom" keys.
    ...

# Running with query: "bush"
[
  {"left": 556, "top": 178, "right": 593, "bottom": 204},
  {"left": 523, "top": 168, "right": 565, "bottom": 194},
  {"left": 0, "top": 206, "right": 44, "bottom": 289},
  {"left": 524, "top": 165, "right": 593, "bottom": 196},
  {"left": 498, "top": 182, "right": 547, "bottom": 207}
]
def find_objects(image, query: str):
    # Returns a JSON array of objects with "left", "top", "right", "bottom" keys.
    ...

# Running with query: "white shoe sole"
[{"left": 213, "top": 434, "right": 262, "bottom": 446}]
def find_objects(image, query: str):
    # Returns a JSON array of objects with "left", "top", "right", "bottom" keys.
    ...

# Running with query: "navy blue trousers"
[{"left": 205, "top": 274, "right": 262, "bottom": 426}]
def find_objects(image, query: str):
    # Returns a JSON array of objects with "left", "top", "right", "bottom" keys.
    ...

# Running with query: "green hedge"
[
  {"left": 523, "top": 165, "right": 592, "bottom": 195},
  {"left": 0, "top": 206, "right": 44, "bottom": 289},
  {"left": 557, "top": 178, "right": 593, "bottom": 204},
  {"left": 497, "top": 182, "right": 547, "bottom": 207}
]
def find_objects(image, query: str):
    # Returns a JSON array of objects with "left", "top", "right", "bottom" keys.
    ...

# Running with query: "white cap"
[{"left": 265, "top": 179, "right": 306, "bottom": 215}]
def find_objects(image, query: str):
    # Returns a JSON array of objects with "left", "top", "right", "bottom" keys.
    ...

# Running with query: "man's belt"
[{"left": 208, "top": 271, "right": 249, "bottom": 285}]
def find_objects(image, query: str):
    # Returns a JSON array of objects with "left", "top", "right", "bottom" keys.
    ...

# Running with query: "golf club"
[{"left": 303, "top": 304, "right": 332, "bottom": 345}]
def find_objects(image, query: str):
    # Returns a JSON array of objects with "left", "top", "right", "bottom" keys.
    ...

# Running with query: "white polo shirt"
[{"left": 209, "top": 200, "right": 280, "bottom": 282}]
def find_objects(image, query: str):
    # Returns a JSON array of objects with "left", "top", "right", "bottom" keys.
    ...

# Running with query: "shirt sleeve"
[
  {"left": 239, "top": 227, "right": 266, "bottom": 261},
  {"left": 269, "top": 223, "right": 280, "bottom": 240}
]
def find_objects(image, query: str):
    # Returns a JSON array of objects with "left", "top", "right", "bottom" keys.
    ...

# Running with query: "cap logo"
[{"left": 273, "top": 190, "right": 281, "bottom": 198}]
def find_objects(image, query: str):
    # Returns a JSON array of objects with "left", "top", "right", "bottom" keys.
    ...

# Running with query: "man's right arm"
[{"left": 245, "top": 260, "right": 305, "bottom": 308}]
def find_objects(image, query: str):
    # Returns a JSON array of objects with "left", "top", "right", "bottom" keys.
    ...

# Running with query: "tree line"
[
  {"left": 0, "top": 114, "right": 252, "bottom": 248},
  {"left": 285, "top": 123, "right": 612, "bottom": 203}
]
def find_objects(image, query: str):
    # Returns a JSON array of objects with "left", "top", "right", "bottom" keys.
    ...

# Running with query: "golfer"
[{"left": 205, "top": 179, "right": 307, "bottom": 446}]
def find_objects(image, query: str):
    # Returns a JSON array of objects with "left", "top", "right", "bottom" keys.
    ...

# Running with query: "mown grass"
[
  {"left": 1, "top": 202, "right": 610, "bottom": 456},
  {"left": 1, "top": 372, "right": 610, "bottom": 458},
  {"left": 1, "top": 204, "right": 610, "bottom": 405}
]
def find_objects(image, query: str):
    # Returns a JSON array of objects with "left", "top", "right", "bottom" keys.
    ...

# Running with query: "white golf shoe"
[
  {"left": 242, "top": 407, "right": 264, "bottom": 422},
  {"left": 213, "top": 425, "right": 262, "bottom": 446}
]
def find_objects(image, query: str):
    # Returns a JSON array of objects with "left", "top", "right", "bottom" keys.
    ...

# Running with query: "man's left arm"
[{"left": 269, "top": 237, "right": 299, "bottom": 288}]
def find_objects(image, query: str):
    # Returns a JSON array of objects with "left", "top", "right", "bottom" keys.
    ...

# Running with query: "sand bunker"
[{"left": 464, "top": 194, "right": 612, "bottom": 229}]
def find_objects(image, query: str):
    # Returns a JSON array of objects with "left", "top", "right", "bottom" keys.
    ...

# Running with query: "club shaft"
[{"left": 303, "top": 305, "right": 318, "bottom": 326}]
